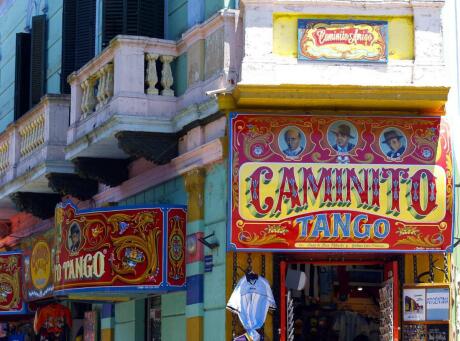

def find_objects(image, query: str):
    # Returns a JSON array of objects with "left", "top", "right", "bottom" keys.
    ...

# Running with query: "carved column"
[
  {"left": 146, "top": 53, "right": 159, "bottom": 95},
  {"left": 104, "top": 63, "right": 114, "bottom": 104},
  {"left": 95, "top": 68, "right": 106, "bottom": 110},
  {"left": 160, "top": 55, "right": 175, "bottom": 97},
  {"left": 81, "top": 78, "right": 96, "bottom": 117},
  {"left": 80, "top": 80, "right": 89, "bottom": 114}
]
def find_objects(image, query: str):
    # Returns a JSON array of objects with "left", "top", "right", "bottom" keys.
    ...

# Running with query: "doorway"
[{"left": 279, "top": 260, "right": 399, "bottom": 341}]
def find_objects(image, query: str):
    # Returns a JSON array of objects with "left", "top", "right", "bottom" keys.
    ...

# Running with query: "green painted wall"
[
  {"left": 172, "top": 53, "right": 188, "bottom": 97},
  {"left": 0, "top": 0, "right": 63, "bottom": 132},
  {"left": 115, "top": 300, "right": 145, "bottom": 341},
  {"left": 203, "top": 162, "right": 227, "bottom": 340}
]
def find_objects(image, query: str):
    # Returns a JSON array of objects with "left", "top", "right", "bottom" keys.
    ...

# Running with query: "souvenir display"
[{"left": 227, "top": 274, "right": 276, "bottom": 341}]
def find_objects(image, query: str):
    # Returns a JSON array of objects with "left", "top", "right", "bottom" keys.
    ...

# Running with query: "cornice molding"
[{"left": 232, "top": 84, "right": 449, "bottom": 114}]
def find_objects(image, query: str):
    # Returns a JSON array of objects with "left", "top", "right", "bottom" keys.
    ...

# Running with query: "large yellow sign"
[{"left": 239, "top": 163, "right": 446, "bottom": 223}]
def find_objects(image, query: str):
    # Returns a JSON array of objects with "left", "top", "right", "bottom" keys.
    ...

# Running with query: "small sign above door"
[{"left": 298, "top": 19, "right": 388, "bottom": 63}]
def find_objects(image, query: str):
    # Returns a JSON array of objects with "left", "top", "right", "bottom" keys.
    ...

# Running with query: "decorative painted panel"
[
  {"left": 54, "top": 201, "right": 186, "bottom": 295},
  {"left": 24, "top": 237, "right": 54, "bottom": 301},
  {"left": 0, "top": 251, "right": 27, "bottom": 315}
]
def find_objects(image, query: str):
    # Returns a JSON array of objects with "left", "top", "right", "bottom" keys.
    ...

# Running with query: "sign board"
[
  {"left": 298, "top": 19, "right": 388, "bottom": 62},
  {"left": 24, "top": 238, "right": 54, "bottom": 301},
  {"left": 54, "top": 201, "right": 186, "bottom": 295},
  {"left": 0, "top": 251, "right": 27, "bottom": 315},
  {"left": 404, "top": 288, "right": 426, "bottom": 321},
  {"left": 426, "top": 288, "right": 449, "bottom": 321},
  {"left": 229, "top": 114, "right": 453, "bottom": 252}
]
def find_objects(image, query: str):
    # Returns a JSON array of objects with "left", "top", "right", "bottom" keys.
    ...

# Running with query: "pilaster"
[{"left": 184, "top": 167, "right": 206, "bottom": 341}]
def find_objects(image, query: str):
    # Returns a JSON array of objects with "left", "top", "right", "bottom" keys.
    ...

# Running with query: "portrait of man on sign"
[
  {"left": 68, "top": 223, "right": 81, "bottom": 253},
  {"left": 380, "top": 129, "right": 406, "bottom": 159},
  {"left": 280, "top": 127, "right": 306, "bottom": 157},
  {"left": 329, "top": 122, "right": 357, "bottom": 153}
]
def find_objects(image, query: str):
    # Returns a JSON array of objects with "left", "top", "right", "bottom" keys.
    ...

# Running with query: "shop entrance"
[{"left": 280, "top": 260, "right": 399, "bottom": 341}]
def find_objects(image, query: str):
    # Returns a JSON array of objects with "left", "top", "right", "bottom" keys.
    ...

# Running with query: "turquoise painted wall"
[
  {"left": 167, "top": 0, "right": 188, "bottom": 41},
  {"left": 119, "top": 176, "right": 187, "bottom": 206},
  {"left": 205, "top": 0, "right": 235, "bottom": 20},
  {"left": 172, "top": 53, "right": 188, "bottom": 97},
  {"left": 167, "top": 0, "right": 236, "bottom": 39},
  {"left": 162, "top": 291, "right": 187, "bottom": 340},
  {"left": 118, "top": 176, "right": 187, "bottom": 341},
  {"left": 117, "top": 162, "right": 228, "bottom": 340},
  {"left": 203, "top": 161, "right": 227, "bottom": 341},
  {"left": 114, "top": 300, "right": 145, "bottom": 341},
  {"left": 452, "top": 161, "right": 460, "bottom": 336},
  {"left": 0, "top": 0, "right": 63, "bottom": 132}
]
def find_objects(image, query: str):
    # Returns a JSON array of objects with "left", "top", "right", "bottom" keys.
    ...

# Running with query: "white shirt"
[{"left": 227, "top": 275, "right": 276, "bottom": 341}]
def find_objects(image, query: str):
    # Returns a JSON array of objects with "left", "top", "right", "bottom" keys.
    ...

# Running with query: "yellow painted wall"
[
  {"left": 404, "top": 254, "right": 451, "bottom": 284},
  {"left": 226, "top": 252, "right": 274, "bottom": 340},
  {"left": 273, "top": 14, "right": 414, "bottom": 60}
]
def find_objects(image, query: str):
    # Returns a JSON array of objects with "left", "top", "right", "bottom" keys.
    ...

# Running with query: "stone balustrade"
[
  {"left": 19, "top": 112, "right": 45, "bottom": 157},
  {"left": 0, "top": 141, "right": 9, "bottom": 174},
  {"left": 70, "top": 36, "right": 177, "bottom": 121},
  {"left": 0, "top": 95, "right": 70, "bottom": 180}
]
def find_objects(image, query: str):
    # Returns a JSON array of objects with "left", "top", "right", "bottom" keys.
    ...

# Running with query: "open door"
[{"left": 384, "top": 260, "right": 400, "bottom": 341}]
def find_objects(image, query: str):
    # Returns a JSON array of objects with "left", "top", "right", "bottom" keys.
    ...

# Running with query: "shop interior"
[{"left": 286, "top": 262, "right": 392, "bottom": 341}]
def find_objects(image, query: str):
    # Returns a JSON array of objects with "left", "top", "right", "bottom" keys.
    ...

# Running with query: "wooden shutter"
[
  {"left": 75, "top": 0, "right": 96, "bottom": 69},
  {"left": 61, "top": 0, "right": 77, "bottom": 94},
  {"left": 124, "top": 0, "right": 139, "bottom": 35},
  {"left": 102, "top": 0, "right": 164, "bottom": 48},
  {"left": 138, "top": 0, "right": 164, "bottom": 38},
  {"left": 14, "top": 33, "right": 31, "bottom": 120},
  {"left": 30, "top": 15, "right": 47, "bottom": 108},
  {"left": 102, "top": 0, "right": 124, "bottom": 49},
  {"left": 61, "top": 0, "right": 96, "bottom": 93}
]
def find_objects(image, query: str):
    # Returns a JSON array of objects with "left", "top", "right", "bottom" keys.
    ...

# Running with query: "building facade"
[
  {"left": 0, "top": 0, "right": 238, "bottom": 340},
  {"left": 0, "top": 0, "right": 457, "bottom": 341}
]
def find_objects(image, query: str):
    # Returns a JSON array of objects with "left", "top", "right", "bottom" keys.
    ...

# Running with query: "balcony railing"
[
  {"left": 66, "top": 10, "right": 239, "bottom": 159},
  {"left": 0, "top": 95, "right": 70, "bottom": 186},
  {"left": 69, "top": 36, "right": 178, "bottom": 123}
]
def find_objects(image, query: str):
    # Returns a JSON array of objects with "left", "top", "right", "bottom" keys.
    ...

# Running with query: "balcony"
[
  {"left": 0, "top": 95, "right": 73, "bottom": 215},
  {"left": 66, "top": 10, "right": 239, "bottom": 161}
]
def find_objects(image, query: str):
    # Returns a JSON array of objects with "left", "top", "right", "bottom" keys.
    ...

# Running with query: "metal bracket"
[{"left": 198, "top": 232, "right": 219, "bottom": 249}]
